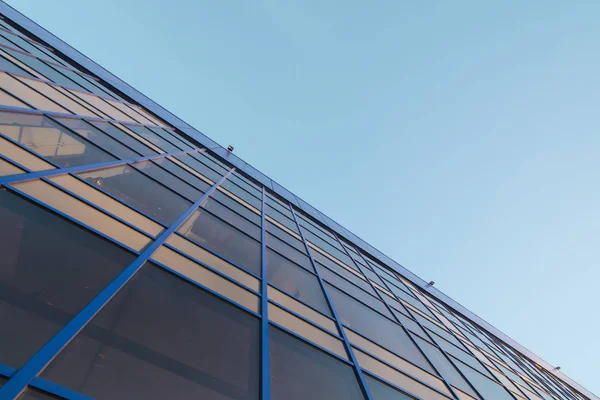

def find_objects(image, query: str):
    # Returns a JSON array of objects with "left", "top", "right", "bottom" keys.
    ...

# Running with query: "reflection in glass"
[
  {"left": 0, "top": 190, "right": 133, "bottom": 368},
  {"left": 270, "top": 327, "right": 364, "bottom": 400},
  {"left": 365, "top": 375, "right": 413, "bottom": 400},
  {"left": 0, "top": 111, "right": 114, "bottom": 167},
  {"left": 78, "top": 165, "right": 191, "bottom": 225},
  {"left": 42, "top": 265, "right": 260, "bottom": 400}
]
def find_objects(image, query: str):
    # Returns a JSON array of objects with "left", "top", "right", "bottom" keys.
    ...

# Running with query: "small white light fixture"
[
  {"left": 227, "top": 145, "right": 234, "bottom": 152},
  {"left": 426, "top": 281, "right": 435, "bottom": 287}
]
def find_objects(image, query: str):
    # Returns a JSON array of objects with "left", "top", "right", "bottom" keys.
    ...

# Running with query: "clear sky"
[{"left": 6, "top": 0, "right": 598, "bottom": 395}]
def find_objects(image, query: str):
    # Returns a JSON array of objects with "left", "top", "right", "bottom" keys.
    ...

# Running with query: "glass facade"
[{"left": 0, "top": 5, "right": 595, "bottom": 400}]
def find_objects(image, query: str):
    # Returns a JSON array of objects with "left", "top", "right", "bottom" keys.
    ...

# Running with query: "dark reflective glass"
[
  {"left": 266, "top": 193, "right": 294, "bottom": 219},
  {"left": 52, "top": 117, "right": 139, "bottom": 160},
  {"left": 125, "top": 124, "right": 181, "bottom": 153},
  {"left": 179, "top": 208, "right": 261, "bottom": 276},
  {"left": 413, "top": 337, "right": 476, "bottom": 396},
  {"left": 266, "top": 204, "right": 300, "bottom": 234},
  {"left": 42, "top": 265, "right": 260, "bottom": 400},
  {"left": 365, "top": 375, "right": 413, "bottom": 400},
  {"left": 220, "top": 178, "right": 262, "bottom": 210},
  {"left": 302, "top": 228, "right": 355, "bottom": 268},
  {"left": 385, "top": 279, "right": 434, "bottom": 317},
  {"left": 18, "top": 389, "right": 59, "bottom": 400},
  {"left": 315, "top": 259, "right": 375, "bottom": 296},
  {"left": 228, "top": 173, "right": 261, "bottom": 200},
  {"left": 362, "top": 267, "right": 385, "bottom": 286},
  {"left": 147, "top": 126, "right": 192, "bottom": 151},
  {"left": 175, "top": 153, "right": 223, "bottom": 183},
  {"left": 132, "top": 160, "right": 204, "bottom": 202},
  {"left": 190, "top": 151, "right": 229, "bottom": 177},
  {"left": 454, "top": 361, "right": 514, "bottom": 400},
  {"left": 267, "top": 232, "right": 312, "bottom": 272},
  {"left": 266, "top": 221, "right": 305, "bottom": 253},
  {"left": 0, "top": 376, "right": 5, "bottom": 388},
  {"left": 211, "top": 190, "right": 261, "bottom": 226},
  {"left": 270, "top": 327, "right": 364, "bottom": 400},
  {"left": 437, "top": 339, "right": 492, "bottom": 378},
  {"left": 413, "top": 314, "right": 461, "bottom": 348},
  {"left": 391, "top": 308, "right": 428, "bottom": 338},
  {"left": 0, "top": 190, "right": 134, "bottom": 368},
  {"left": 152, "top": 157, "right": 212, "bottom": 194},
  {"left": 203, "top": 197, "right": 261, "bottom": 240},
  {"left": 78, "top": 164, "right": 191, "bottom": 226},
  {"left": 0, "top": 111, "right": 115, "bottom": 167},
  {"left": 320, "top": 267, "right": 390, "bottom": 318},
  {"left": 267, "top": 248, "right": 330, "bottom": 316},
  {"left": 89, "top": 120, "right": 156, "bottom": 156},
  {"left": 326, "top": 284, "right": 434, "bottom": 373}
]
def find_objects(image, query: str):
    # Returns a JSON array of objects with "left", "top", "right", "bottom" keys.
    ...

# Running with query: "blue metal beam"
[
  {"left": 260, "top": 187, "right": 270, "bottom": 400},
  {"left": 0, "top": 167, "right": 235, "bottom": 399}
]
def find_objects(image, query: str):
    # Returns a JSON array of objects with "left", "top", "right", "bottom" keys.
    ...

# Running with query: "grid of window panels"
[{"left": 0, "top": 9, "right": 595, "bottom": 400}]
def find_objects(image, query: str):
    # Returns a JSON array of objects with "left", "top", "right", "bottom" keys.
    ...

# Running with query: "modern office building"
[{"left": 0, "top": 3, "right": 594, "bottom": 400}]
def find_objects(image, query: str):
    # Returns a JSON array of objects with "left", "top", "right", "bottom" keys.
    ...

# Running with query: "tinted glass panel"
[
  {"left": 267, "top": 232, "right": 313, "bottom": 272},
  {"left": 89, "top": 120, "right": 155, "bottom": 156},
  {"left": 437, "top": 339, "right": 492, "bottom": 378},
  {"left": 326, "top": 284, "right": 433, "bottom": 373},
  {"left": 42, "top": 265, "right": 260, "bottom": 400},
  {"left": 267, "top": 248, "right": 330, "bottom": 316},
  {"left": 454, "top": 361, "right": 514, "bottom": 400},
  {"left": 0, "top": 53, "right": 34, "bottom": 77},
  {"left": 190, "top": 151, "right": 229, "bottom": 177},
  {"left": 153, "top": 157, "right": 212, "bottom": 194},
  {"left": 202, "top": 197, "right": 261, "bottom": 241},
  {"left": 132, "top": 160, "right": 203, "bottom": 202},
  {"left": 52, "top": 117, "right": 138, "bottom": 160},
  {"left": 78, "top": 165, "right": 191, "bottom": 225},
  {"left": 365, "top": 375, "right": 413, "bottom": 400},
  {"left": 179, "top": 208, "right": 261, "bottom": 276},
  {"left": 0, "top": 111, "right": 114, "bottom": 167},
  {"left": 315, "top": 259, "right": 374, "bottom": 296},
  {"left": 266, "top": 221, "right": 304, "bottom": 252},
  {"left": 18, "top": 390, "right": 58, "bottom": 400},
  {"left": 175, "top": 153, "right": 222, "bottom": 183},
  {"left": 125, "top": 124, "right": 181, "bottom": 153},
  {"left": 0, "top": 190, "right": 133, "bottom": 368},
  {"left": 211, "top": 190, "right": 261, "bottom": 226},
  {"left": 270, "top": 327, "right": 364, "bottom": 400},
  {"left": 414, "top": 337, "right": 476, "bottom": 396}
]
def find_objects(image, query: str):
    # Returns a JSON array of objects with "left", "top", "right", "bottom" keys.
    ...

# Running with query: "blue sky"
[{"left": 6, "top": 0, "right": 598, "bottom": 395}]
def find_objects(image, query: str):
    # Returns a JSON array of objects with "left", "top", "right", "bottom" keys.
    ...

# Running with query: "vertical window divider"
[
  {"left": 260, "top": 186, "right": 271, "bottom": 400},
  {"left": 0, "top": 167, "right": 235, "bottom": 399},
  {"left": 338, "top": 238, "right": 462, "bottom": 400},
  {"left": 289, "top": 205, "right": 374, "bottom": 400}
]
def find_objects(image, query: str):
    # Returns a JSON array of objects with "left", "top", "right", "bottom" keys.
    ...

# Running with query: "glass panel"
[
  {"left": 0, "top": 111, "right": 115, "bottom": 167},
  {"left": 89, "top": 120, "right": 156, "bottom": 156},
  {"left": 153, "top": 157, "right": 212, "bottom": 195},
  {"left": 220, "top": 178, "right": 262, "bottom": 210},
  {"left": 326, "top": 284, "right": 434, "bottom": 373},
  {"left": 315, "top": 258, "right": 374, "bottom": 296},
  {"left": 42, "top": 264, "right": 260, "bottom": 400},
  {"left": 438, "top": 339, "right": 493, "bottom": 379},
  {"left": 269, "top": 326, "right": 365, "bottom": 400},
  {"left": 365, "top": 374, "right": 413, "bottom": 400},
  {"left": 454, "top": 361, "right": 514, "bottom": 400},
  {"left": 413, "top": 314, "right": 462, "bottom": 348},
  {"left": 266, "top": 221, "right": 304, "bottom": 252},
  {"left": 202, "top": 197, "right": 261, "bottom": 241},
  {"left": 267, "top": 248, "right": 330, "bottom": 315},
  {"left": 413, "top": 336, "right": 477, "bottom": 397},
  {"left": 18, "top": 389, "right": 58, "bottom": 400},
  {"left": 126, "top": 124, "right": 182, "bottom": 153},
  {"left": 52, "top": 117, "right": 138, "bottom": 160},
  {"left": 78, "top": 165, "right": 191, "bottom": 226},
  {"left": 190, "top": 151, "right": 229, "bottom": 177},
  {"left": 179, "top": 208, "right": 261, "bottom": 276},
  {"left": 211, "top": 190, "right": 261, "bottom": 226},
  {"left": 0, "top": 71, "right": 70, "bottom": 113},
  {"left": 132, "top": 160, "right": 204, "bottom": 202},
  {"left": 175, "top": 153, "right": 222, "bottom": 183},
  {"left": 267, "top": 232, "right": 313, "bottom": 272},
  {"left": 0, "top": 53, "right": 34, "bottom": 77},
  {"left": 0, "top": 190, "right": 134, "bottom": 368}
]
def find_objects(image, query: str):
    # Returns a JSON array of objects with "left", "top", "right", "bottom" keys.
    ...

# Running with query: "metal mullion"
[
  {"left": 289, "top": 206, "right": 373, "bottom": 400},
  {"left": 332, "top": 235, "right": 460, "bottom": 400},
  {"left": 29, "top": 378, "right": 94, "bottom": 400},
  {"left": 260, "top": 187, "right": 270, "bottom": 400},
  {"left": 0, "top": 142, "right": 198, "bottom": 186},
  {"left": 0, "top": 167, "right": 235, "bottom": 399},
  {"left": 0, "top": 24, "right": 55, "bottom": 52}
]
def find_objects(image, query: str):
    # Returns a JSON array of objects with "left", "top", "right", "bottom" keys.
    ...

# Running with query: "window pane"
[
  {"left": 152, "top": 157, "right": 212, "bottom": 194},
  {"left": 202, "top": 197, "right": 261, "bottom": 241},
  {"left": 89, "top": 120, "right": 156, "bottom": 156},
  {"left": 0, "top": 111, "right": 115, "bottom": 167},
  {"left": 17, "top": 389, "right": 58, "bottom": 400},
  {"left": 0, "top": 190, "right": 134, "bottom": 368},
  {"left": 413, "top": 337, "right": 476, "bottom": 397},
  {"left": 267, "top": 221, "right": 304, "bottom": 253},
  {"left": 52, "top": 117, "right": 139, "bottom": 160},
  {"left": 365, "top": 375, "right": 413, "bottom": 400},
  {"left": 326, "top": 284, "right": 434, "bottom": 374},
  {"left": 454, "top": 361, "right": 514, "bottom": 400},
  {"left": 267, "top": 248, "right": 330, "bottom": 316},
  {"left": 437, "top": 339, "right": 492, "bottom": 378},
  {"left": 179, "top": 208, "right": 261, "bottom": 276},
  {"left": 126, "top": 124, "right": 182, "bottom": 153},
  {"left": 270, "top": 326, "right": 365, "bottom": 400},
  {"left": 211, "top": 190, "right": 261, "bottom": 226},
  {"left": 132, "top": 160, "right": 204, "bottom": 202},
  {"left": 0, "top": 53, "right": 34, "bottom": 77},
  {"left": 315, "top": 259, "right": 374, "bottom": 296},
  {"left": 175, "top": 153, "right": 222, "bottom": 183},
  {"left": 78, "top": 165, "right": 191, "bottom": 225},
  {"left": 267, "top": 232, "right": 313, "bottom": 272},
  {"left": 41, "top": 264, "right": 260, "bottom": 400}
]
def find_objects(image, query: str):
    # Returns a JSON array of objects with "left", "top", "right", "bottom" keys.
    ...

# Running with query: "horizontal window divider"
[
  {"left": 29, "top": 378, "right": 94, "bottom": 400},
  {"left": 0, "top": 138, "right": 198, "bottom": 185},
  {"left": 41, "top": 175, "right": 158, "bottom": 239},
  {"left": 266, "top": 244, "right": 314, "bottom": 273},
  {"left": 0, "top": 167, "right": 234, "bottom": 399},
  {"left": 319, "top": 262, "right": 376, "bottom": 294},
  {"left": 172, "top": 232, "right": 262, "bottom": 281},
  {"left": 0, "top": 25, "right": 56, "bottom": 52},
  {"left": 0, "top": 101, "right": 165, "bottom": 129},
  {"left": 196, "top": 203, "right": 262, "bottom": 243},
  {"left": 0, "top": 363, "right": 15, "bottom": 378},
  {"left": 266, "top": 292, "right": 336, "bottom": 334},
  {"left": 207, "top": 193, "right": 262, "bottom": 229},
  {"left": 361, "top": 371, "right": 427, "bottom": 400},
  {"left": 268, "top": 321, "right": 353, "bottom": 367},
  {"left": 149, "top": 258, "right": 261, "bottom": 319},
  {"left": 68, "top": 173, "right": 169, "bottom": 229},
  {"left": 4, "top": 184, "right": 142, "bottom": 256},
  {"left": 352, "top": 344, "right": 453, "bottom": 399},
  {"left": 162, "top": 241, "right": 260, "bottom": 295}
]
